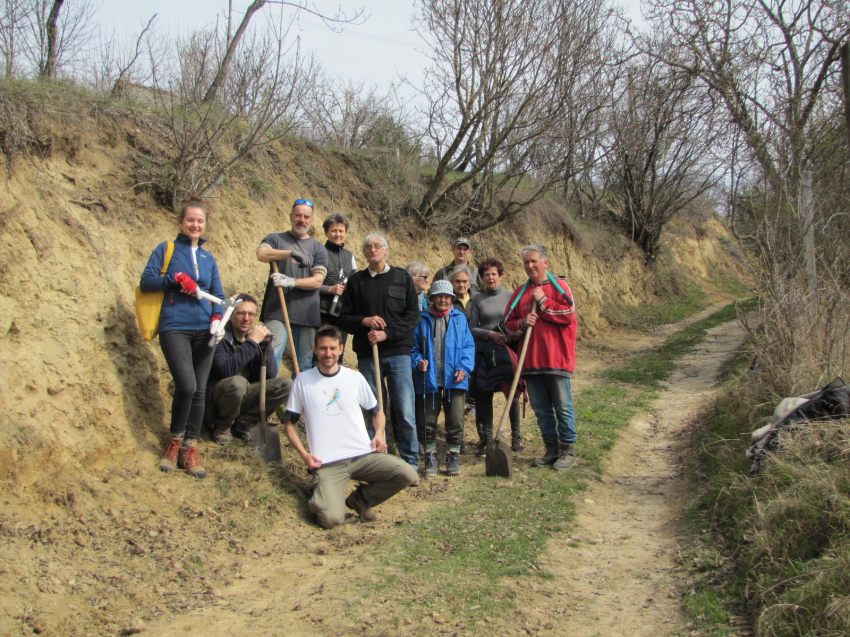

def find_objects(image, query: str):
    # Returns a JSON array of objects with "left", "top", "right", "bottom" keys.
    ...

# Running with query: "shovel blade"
[
  {"left": 485, "top": 439, "right": 513, "bottom": 477},
  {"left": 249, "top": 420, "right": 283, "bottom": 464}
]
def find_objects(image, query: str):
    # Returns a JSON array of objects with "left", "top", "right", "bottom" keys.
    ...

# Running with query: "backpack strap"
[
  {"left": 160, "top": 241, "right": 175, "bottom": 276},
  {"left": 546, "top": 271, "right": 573, "bottom": 306}
]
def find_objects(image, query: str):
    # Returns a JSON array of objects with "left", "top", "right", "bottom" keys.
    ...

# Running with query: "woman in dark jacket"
[
  {"left": 140, "top": 200, "right": 225, "bottom": 479},
  {"left": 466, "top": 258, "right": 523, "bottom": 455}
]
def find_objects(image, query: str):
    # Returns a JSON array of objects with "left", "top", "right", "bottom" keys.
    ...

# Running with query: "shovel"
[
  {"left": 271, "top": 261, "right": 300, "bottom": 375},
  {"left": 486, "top": 301, "right": 537, "bottom": 478},
  {"left": 251, "top": 341, "right": 282, "bottom": 463}
]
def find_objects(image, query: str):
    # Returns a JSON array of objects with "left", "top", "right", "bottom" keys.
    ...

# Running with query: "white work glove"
[
  {"left": 213, "top": 328, "right": 225, "bottom": 345},
  {"left": 271, "top": 272, "right": 296, "bottom": 291}
]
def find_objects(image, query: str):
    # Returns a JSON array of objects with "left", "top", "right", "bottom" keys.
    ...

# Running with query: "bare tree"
[
  {"left": 22, "top": 0, "right": 98, "bottom": 78},
  {"left": 599, "top": 50, "right": 725, "bottom": 261},
  {"left": 413, "top": 0, "right": 620, "bottom": 232},
  {"left": 0, "top": 0, "right": 32, "bottom": 77},
  {"left": 201, "top": 0, "right": 364, "bottom": 105},
  {"left": 141, "top": 15, "right": 312, "bottom": 211},
  {"left": 301, "top": 72, "right": 406, "bottom": 148}
]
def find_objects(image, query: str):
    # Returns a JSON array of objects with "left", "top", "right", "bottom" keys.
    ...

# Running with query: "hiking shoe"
[
  {"left": 475, "top": 439, "right": 489, "bottom": 458},
  {"left": 177, "top": 442, "right": 207, "bottom": 479},
  {"left": 212, "top": 428, "right": 234, "bottom": 445},
  {"left": 446, "top": 452, "right": 461, "bottom": 476},
  {"left": 345, "top": 488, "right": 377, "bottom": 522},
  {"left": 532, "top": 442, "right": 559, "bottom": 467},
  {"left": 552, "top": 442, "right": 576, "bottom": 471},
  {"left": 159, "top": 438, "right": 182, "bottom": 473},
  {"left": 424, "top": 451, "right": 439, "bottom": 477},
  {"left": 511, "top": 436, "right": 525, "bottom": 453}
]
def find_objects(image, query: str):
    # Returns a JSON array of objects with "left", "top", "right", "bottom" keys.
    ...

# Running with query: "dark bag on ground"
[{"left": 746, "top": 376, "right": 850, "bottom": 473}]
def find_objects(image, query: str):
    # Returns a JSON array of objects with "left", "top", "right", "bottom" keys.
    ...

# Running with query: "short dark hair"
[
  {"left": 315, "top": 324, "right": 342, "bottom": 345},
  {"left": 478, "top": 257, "right": 504, "bottom": 279},
  {"left": 234, "top": 293, "right": 258, "bottom": 307},
  {"left": 323, "top": 213, "right": 350, "bottom": 232}
]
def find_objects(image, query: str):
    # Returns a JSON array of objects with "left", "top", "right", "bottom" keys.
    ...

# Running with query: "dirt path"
[
  {"left": 509, "top": 319, "right": 744, "bottom": 636},
  {"left": 139, "top": 311, "right": 743, "bottom": 637},
  {"left": 0, "top": 309, "right": 743, "bottom": 637}
]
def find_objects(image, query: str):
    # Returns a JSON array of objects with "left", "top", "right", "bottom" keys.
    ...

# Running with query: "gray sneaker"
[
  {"left": 446, "top": 452, "right": 460, "bottom": 476},
  {"left": 552, "top": 442, "right": 576, "bottom": 471},
  {"left": 425, "top": 451, "right": 439, "bottom": 476}
]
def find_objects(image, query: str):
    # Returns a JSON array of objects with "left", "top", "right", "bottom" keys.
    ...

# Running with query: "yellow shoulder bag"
[{"left": 134, "top": 241, "right": 175, "bottom": 341}]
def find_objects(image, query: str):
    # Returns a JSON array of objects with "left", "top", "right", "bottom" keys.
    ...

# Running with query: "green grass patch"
[
  {"left": 604, "top": 298, "right": 758, "bottom": 389},
  {"left": 606, "top": 284, "right": 708, "bottom": 330},
  {"left": 343, "top": 301, "right": 752, "bottom": 631}
]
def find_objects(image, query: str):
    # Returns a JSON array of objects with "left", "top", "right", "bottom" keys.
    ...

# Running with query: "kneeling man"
[
  {"left": 284, "top": 325, "right": 417, "bottom": 529},
  {"left": 207, "top": 294, "right": 292, "bottom": 444}
]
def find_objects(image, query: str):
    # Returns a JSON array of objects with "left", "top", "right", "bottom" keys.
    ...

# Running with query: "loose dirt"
[{"left": 0, "top": 309, "right": 743, "bottom": 637}]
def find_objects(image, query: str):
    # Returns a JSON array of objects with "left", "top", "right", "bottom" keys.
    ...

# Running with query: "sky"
[{"left": 96, "top": 0, "right": 645, "bottom": 91}]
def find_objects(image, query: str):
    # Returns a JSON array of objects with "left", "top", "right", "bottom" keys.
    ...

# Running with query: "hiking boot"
[
  {"left": 475, "top": 439, "right": 488, "bottom": 458},
  {"left": 212, "top": 428, "right": 234, "bottom": 445},
  {"left": 345, "top": 488, "right": 377, "bottom": 522},
  {"left": 177, "top": 442, "right": 207, "bottom": 479},
  {"left": 532, "top": 442, "right": 559, "bottom": 467},
  {"left": 424, "top": 451, "right": 439, "bottom": 477},
  {"left": 552, "top": 442, "right": 576, "bottom": 471},
  {"left": 446, "top": 452, "right": 461, "bottom": 476},
  {"left": 159, "top": 437, "right": 182, "bottom": 473},
  {"left": 511, "top": 436, "right": 525, "bottom": 453}
]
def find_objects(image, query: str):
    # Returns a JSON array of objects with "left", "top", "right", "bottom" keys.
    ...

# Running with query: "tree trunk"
[
  {"left": 842, "top": 42, "right": 850, "bottom": 150},
  {"left": 40, "top": 0, "right": 65, "bottom": 79},
  {"left": 202, "top": 0, "right": 266, "bottom": 105}
]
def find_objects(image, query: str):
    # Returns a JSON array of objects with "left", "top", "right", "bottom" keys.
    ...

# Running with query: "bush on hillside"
[{"left": 690, "top": 369, "right": 850, "bottom": 637}]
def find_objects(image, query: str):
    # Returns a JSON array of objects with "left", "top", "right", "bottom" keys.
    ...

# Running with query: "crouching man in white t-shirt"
[{"left": 283, "top": 325, "right": 418, "bottom": 528}]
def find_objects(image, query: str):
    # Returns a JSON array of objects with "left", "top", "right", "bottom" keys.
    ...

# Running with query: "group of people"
[{"left": 140, "top": 198, "right": 577, "bottom": 529}]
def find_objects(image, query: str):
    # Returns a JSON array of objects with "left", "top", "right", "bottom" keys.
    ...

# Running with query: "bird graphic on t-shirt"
[
  {"left": 325, "top": 388, "right": 340, "bottom": 409},
  {"left": 323, "top": 388, "right": 343, "bottom": 416}
]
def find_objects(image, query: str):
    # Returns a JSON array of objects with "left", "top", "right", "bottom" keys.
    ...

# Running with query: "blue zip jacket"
[
  {"left": 139, "top": 234, "right": 225, "bottom": 332},
  {"left": 411, "top": 308, "right": 475, "bottom": 393}
]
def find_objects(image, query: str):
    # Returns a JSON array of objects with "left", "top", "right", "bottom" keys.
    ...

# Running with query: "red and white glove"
[
  {"left": 173, "top": 272, "right": 198, "bottom": 295},
  {"left": 210, "top": 314, "right": 224, "bottom": 344}
]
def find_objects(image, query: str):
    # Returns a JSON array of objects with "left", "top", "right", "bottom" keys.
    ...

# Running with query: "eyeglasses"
[
  {"left": 234, "top": 311, "right": 257, "bottom": 318},
  {"left": 416, "top": 275, "right": 429, "bottom": 280},
  {"left": 293, "top": 199, "right": 314, "bottom": 207}
]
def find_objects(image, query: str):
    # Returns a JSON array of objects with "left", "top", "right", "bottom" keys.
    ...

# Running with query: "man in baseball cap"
[{"left": 432, "top": 237, "right": 481, "bottom": 293}]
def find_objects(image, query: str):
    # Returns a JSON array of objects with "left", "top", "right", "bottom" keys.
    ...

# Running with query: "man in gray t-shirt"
[{"left": 257, "top": 198, "right": 328, "bottom": 374}]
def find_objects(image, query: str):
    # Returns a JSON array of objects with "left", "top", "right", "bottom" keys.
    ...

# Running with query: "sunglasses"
[
  {"left": 294, "top": 199, "right": 314, "bottom": 207},
  {"left": 416, "top": 275, "right": 429, "bottom": 280}
]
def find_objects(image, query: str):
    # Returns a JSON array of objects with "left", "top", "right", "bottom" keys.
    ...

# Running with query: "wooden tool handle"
[
  {"left": 372, "top": 341, "right": 383, "bottom": 412},
  {"left": 271, "top": 261, "right": 299, "bottom": 376},
  {"left": 493, "top": 301, "right": 537, "bottom": 442}
]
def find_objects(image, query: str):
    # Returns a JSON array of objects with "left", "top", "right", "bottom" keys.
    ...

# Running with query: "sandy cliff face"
[{"left": 0, "top": 118, "right": 746, "bottom": 487}]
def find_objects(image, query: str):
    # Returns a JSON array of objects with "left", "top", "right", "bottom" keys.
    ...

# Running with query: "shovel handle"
[
  {"left": 494, "top": 301, "right": 537, "bottom": 442},
  {"left": 372, "top": 340, "right": 383, "bottom": 412},
  {"left": 272, "top": 261, "right": 299, "bottom": 376}
]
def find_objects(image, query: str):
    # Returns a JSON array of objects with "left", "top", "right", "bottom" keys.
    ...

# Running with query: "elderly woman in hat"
[{"left": 411, "top": 280, "right": 475, "bottom": 477}]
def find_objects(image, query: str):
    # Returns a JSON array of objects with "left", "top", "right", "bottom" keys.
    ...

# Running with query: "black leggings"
[
  {"left": 159, "top": 330, "right": 215, "bottom": 440},
  {"left": 476, "top": 390, "right": 521, "bottom": 442}
]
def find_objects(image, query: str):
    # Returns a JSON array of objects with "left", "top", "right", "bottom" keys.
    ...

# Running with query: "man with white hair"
[
  {"left": 337, "top": 233, "right": 421, "bottom": 472},
  {"left": 505, "top": 244, "right": 578, "bottom": 470}
]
